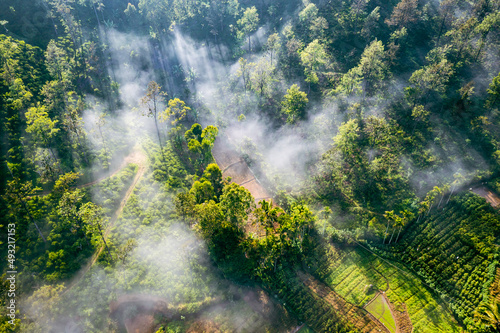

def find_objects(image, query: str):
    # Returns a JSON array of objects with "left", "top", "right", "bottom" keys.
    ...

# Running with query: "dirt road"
[
  {"left": 212, "top": 136, "right": 272, "bottom": 202},
  {"left": 471, "top": 186, "right": 500, "bottom": 207},
  {"left": 62, "top": 147, "right": 147, "bottom": 294}
]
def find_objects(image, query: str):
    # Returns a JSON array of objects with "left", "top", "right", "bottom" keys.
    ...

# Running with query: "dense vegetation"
[{"left": 1, "top": 0, "right": 500, "bottom": 332}]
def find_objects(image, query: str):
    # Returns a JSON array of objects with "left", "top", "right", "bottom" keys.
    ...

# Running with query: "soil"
[
  {"left": 214, "top": 137, "right": 388, "bottom": 333},
  {"left": 212, "top": 136, "right": 272, "bottom": 203},
  {"left": 471, "top": 186, "right": 500, "bottom": 207},
  {"left": 297, "top": 271, "right": 389, "bottom": 333}
]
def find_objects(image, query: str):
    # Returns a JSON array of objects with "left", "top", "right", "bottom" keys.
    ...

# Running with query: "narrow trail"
[
  {"left": 35, "top": 149, "right": 145, "bottom": 196},
  {"left": 89, "top": 154, "right": 146, "bottom": 267},
  {"left": 212, "top": 135, "right": 384, "bottom": 333},
  {"left": 212, "top": 136, "right": 272, "bottom": 203},
  {"left": 62, "top": 148, "right": 147, "bottom": 295}
]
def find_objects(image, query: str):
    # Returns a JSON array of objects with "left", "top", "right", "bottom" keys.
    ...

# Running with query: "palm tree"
[{"left": 475, "top": 299, "right": 500, "bottom": 332}]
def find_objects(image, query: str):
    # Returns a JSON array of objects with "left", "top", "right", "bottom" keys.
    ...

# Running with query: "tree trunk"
[
  {"left": 97, "top": 223, "right": 111, "bottom": 259},
  {"left": 98, "top": 126, "right": 109, "bottom": 169},
  {"left": 388, "top": 226, "right": 396, "bottom": 244},
  {"left": 383, "top": 220, "right": 390, "bottom": 244},
  {"left": 395, "top": 225, "right": 403, "bottom": 243}
]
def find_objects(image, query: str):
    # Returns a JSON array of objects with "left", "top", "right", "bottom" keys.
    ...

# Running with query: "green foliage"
[
  {"left": 237, "top": 6, "right": 259, "bottom": 50},
  {"left": 184, "top": 123, "right": 218, "bottom": 171},
  {"left": 317, "top": 116, "right": 411, "bottom": 211},
  {"left": 300, "top": 39, "right": 329, "bottom": 85},
  {"left": 376, "top": 193, "right": 500, "bottom": 330},
  {"left": 281, "top": 84, "right": 309, "bottom": 124}
]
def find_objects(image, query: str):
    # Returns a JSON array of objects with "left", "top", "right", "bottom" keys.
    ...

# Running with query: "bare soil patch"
[{"left": 471, "top": 186, "right": 500, "bottom": 207}]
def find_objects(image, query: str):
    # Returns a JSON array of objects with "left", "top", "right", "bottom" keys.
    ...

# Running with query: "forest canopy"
[{"left": 1, "top": 0, "right": 500, "bottom": 332}]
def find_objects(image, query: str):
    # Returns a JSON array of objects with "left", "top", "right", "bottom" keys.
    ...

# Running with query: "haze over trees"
[{"left": 1, "top": 0, "right": 500, "bottom": 332}]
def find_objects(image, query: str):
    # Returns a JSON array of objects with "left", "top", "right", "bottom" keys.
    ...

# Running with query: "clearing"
[
  {"left": 471, "top": 186, "right": 500, "bottom": 207},
  {"left": 365, "top": 292, "right": 397, "bottom": 333}
]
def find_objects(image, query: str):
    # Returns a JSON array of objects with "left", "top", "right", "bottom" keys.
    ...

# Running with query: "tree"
[
  {"left": 25, "top": 284, "right": 65, "bottom": 331},
  {"left": 190, "top": 180, "right": 216, "bottom": 204},
  {"left": 474, "top": 300, "right": 500, "bottom": 332},
  {"left": 25, "top": 104, "right": 59, "bottom": 148},
  {"left": 249, "top": 58, "right": 275, "bottom": 97},
  {"left": 55, "top": 188, "right": 92, "bottom": 250},
  {"left": 141, "top": 81, "right": 167, "bottom": 152},
  {"left": 299, "top": 3, "right": 318, "bottom": 23},
  {"left": 278, "top": 204, "right": 315, "bottom": 257},
  {"left": 357, "top": 40, "right": 387, "bottom": 96},
  {"left": 45, "top": 40, "right": 73, "bottom": 89},
  {"left": 3, "top": 177, "right": 46, "bottom": 243},
  {"left": 202, "top": 163, "right": 224, "bottom": 198},
  {"left": 159, "top": 98, "right": 190, "bottom": 126},
  {"left": 393, "top": 210, "right": 414, "bottom": 243},
  {"left": 383, "top": 210, "right": 396, "bottom": 244},
  {"left": 185, "top": 124, "right": 219, "bottom": 170},
  {"left": 487, "top": 72, "right": 500, "bottom": 107},
  {"left": 407, "top": 59, "right": 454, "bottom": 105},
  {"left": 336, "top": 39, "right": 387, "bottom": 97},
  {"left": 0, "top": 38, "right": 19, "bottom": 83},
  {"left": 25, "top": 104, "right": 61, "bottom": 176},
  {"left": 281, "top": 84, "right": 309, "bottom": 124},
  {"left": 238, "top": 6, "right": 259, "bottom": 51},
  {"left": 175, "top": 191, "right": 196, "bottom": 224},
  {"left": 300, "top": 39, "right": 329, "bottom": 90},
  {"left": 266, "top": 33, "right": 281, "bottom": 66},
  {"left": 219, "top": 183, "right": 255, "bottom": 226},
  {"left": 385, "top": 0, "right": 421, "bottom": 29},
  {"left": 62, "top": 92, "right": 89, "bottom": 164},
  {"left": 255, "top": 200, "right": 281, "bottom": 235},
  {"left": 236, "top": 57, "right": 254, "bottom": 91},
  {"left": 94, "top": 112, "right": 110, "bottom": 169},
  {"left": 79, "top": 202, "right": 111, "bottom": 259}
]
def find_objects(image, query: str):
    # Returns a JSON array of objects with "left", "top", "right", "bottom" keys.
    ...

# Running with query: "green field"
[
  {"left": 365, "top": 293, "right": 397, "bottom": 333},
  {"left": 306, "top": 241, "right": 461, "bottom": 333}
]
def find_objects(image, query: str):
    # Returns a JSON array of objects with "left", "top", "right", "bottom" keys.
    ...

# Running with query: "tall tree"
[
  {"left": 141, "top": 81, "right": 167, "bottom": 153},
  {"left": 300, "top": 39, "right": 329, "bottom": 91},
  {"left": 266, "top": 33, "right": 281, "bottom": 66},
  {"left": 79, "top": 202, "right": 111, "bottom": 259},
  {"left": 238, "top": 6, "right": 259, "bottom": 51},
  {"left": 236, "top": 57, "right": 254, "bottom": 92},
  {"left": 250, "top": 58, "right": 275, "bottom": 97},
  {"left": 281, "top": 84, "right": 309, "bottom": 124},
  {"left": 385, "top": 0, "right": 421, "bottom": 29},
  {"left": 25, "top": 103, "right": 61, "bottom": 178},
  {"left": 159, "top": 98, "right": 190, "bottom": 126}
]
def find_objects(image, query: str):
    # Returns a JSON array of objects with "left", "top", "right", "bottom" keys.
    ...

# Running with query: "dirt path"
[
  {"left": 212, "top": 136, "right": 386, "bottom": 332},
  {"left": 34, "top": 149, "right": 146, "bottom": 196},
  {"left": 90, "top": 154, "right": 146, "bottom": 267},
  {"left": 471, "top": 186, "right": 500, "bottom": 207},
  {"left": 62, "top": 147, "right": 147, "bottom": 294},
  {"left": 212, "top": 136, "right": 272, "bottom": 202}
]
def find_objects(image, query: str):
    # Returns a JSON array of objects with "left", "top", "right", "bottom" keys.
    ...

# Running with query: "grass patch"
[
  {"left": 365, "top": 293, "right": 397, "bottom": 333},
  {"left": 305, "top": 240, "right": 461, "bottom": 333}
]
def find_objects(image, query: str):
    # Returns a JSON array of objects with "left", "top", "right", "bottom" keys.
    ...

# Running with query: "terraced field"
[
  {"left": 374, "top": 193, "right": 500, "bottom": 330},
  {"left": 306, "top": 240, "right": 461, "bottom": 333},
  {"left": 365, "top": 293, "right": 396, "bottom": 333}
]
